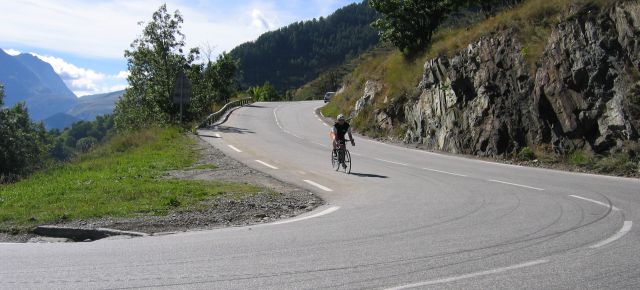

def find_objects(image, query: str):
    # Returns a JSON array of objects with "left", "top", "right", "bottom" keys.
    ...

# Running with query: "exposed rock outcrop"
[{"left": 358, "top": 1, "right": 640, "bottom": 157}]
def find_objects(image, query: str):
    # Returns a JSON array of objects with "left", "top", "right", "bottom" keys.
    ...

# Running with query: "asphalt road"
[{"left": 2, "top": 101, "right": 639, "bottom": 289}]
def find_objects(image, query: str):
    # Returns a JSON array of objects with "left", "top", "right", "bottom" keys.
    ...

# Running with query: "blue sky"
[{"left": 1, "top": 0, "right": 359, "bottom": 96}]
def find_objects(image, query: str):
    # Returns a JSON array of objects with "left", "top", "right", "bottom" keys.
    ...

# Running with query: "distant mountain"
[
  {"left": 0, "top": 49, "right": 77, "bottom": 120},
  {"left": 43, "top": 112, "right": 81, "bottom": 130},
  {"left": 67, "top": 90, "right": 124, "bottom": 120},
  {"left": 230, "top": 1, "right": 379, "bottom": 91}
]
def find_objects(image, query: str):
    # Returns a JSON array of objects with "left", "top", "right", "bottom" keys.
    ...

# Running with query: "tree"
[
  {"left": 370, "top": 0, "right": 457, "bottom": 55},
  {"left": 187, "top": 52, "right": 240, "bottom": 119},
  {"left": 247, "top": 82, "right": 279, "bottom": 102},
  {"left": 0, "top": 84, "right": 51, "bottom": 181},
  {"left": 114, "top": 4, "right": 198, "bottom": 130}
]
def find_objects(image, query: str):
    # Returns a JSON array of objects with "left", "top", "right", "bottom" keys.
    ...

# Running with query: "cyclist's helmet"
[{"left": 337, "top": 114, "right": 345, "bottom": 121}]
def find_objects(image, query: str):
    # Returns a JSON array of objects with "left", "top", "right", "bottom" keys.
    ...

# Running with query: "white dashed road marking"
[
  {"left": 385, "top": 259, "right": 549, "bottom": 289},
  {"left": 228, "top": 145, "right": 242, "bottom": 153},
  {"left": 569, "top": 195, "right": 620, "bottom": 211},
  {"left": 214, "top": 133, "right": 221, "bottom": 138},
  {"left": 375, "top": 158, "right": 409, "bottom": 166},
  {"left": 590, "top": 221, "right": 633, "bottom": 248},
  {"left": 304, "top": 180, "right": 333, "bottom": 192},
  {"left": 488, "top": 179, "right": 544, "bottom": 191},
  {"left": 422, "top": 168, "right": 467, "bottom": 177},
  {"left": 255, "top": 160, "right": 278, "bottom": 170}
]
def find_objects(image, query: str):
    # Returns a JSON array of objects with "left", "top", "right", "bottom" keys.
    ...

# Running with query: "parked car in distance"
[{"left": 324, "top": 92, "right": 336, "bottom": 103}]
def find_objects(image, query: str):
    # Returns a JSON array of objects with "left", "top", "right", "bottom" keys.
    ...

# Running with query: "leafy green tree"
[
  {"left": 0, "top": 84, "right": 51, "bottom": 181},
  {"left": 370, "top": 0, "right": 457, "bottom": 54},
  {"left": 76, "top": 137, "right": 98, "bottom": 153},
  {"left": 247, "top": 82, "right": 279, "bottom": 102},
  {"left": 114, "top": 4, "right": 198, "bottom": 130}
]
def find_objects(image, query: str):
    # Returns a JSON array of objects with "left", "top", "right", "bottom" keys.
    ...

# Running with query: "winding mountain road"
[{"left": 2, "top": 101, "right": 639, "bottom": 289}]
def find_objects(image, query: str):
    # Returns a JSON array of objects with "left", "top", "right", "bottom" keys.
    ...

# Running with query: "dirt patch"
[{"left": 1, "top": 135, "right": 322, "bottom": 243}]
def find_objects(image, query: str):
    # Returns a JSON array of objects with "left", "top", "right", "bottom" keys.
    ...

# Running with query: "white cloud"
[
  {"left": 3, "top": 48, "right": 21, "bottom": 56},
  {"left": 28, "top": 53, "right": 127, "bottom": 97},
  {"left": 251, "top": 9, "right": 272, "bottom": 30},
  {"left": 0, "top": 0, "right": 284, "bottom": 60},
  {"left": 114, "top": 71, "right": 130, "bottom": 79}
]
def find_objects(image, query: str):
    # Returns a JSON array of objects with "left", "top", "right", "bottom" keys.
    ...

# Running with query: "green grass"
[
  {"left": 0, "top": 127, "right": 259, "bottom": 233},
  {"left": 518, "top": 147, "right": 537, "bottom": 161},
  {"left": 593, "top": 154, "right": 639, "bottom": 176},
  {"left": 568, "top": 149, "right": 593, "bottom": 166}
]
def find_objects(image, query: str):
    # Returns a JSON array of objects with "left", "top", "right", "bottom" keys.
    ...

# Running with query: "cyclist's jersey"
[{"left": 332, "top": 122, "right": 352, "bottom": 141}]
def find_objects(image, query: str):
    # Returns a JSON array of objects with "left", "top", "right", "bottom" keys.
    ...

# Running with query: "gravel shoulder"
[{"left": 1, "top": 135, "right": 322, "bottom": 243}]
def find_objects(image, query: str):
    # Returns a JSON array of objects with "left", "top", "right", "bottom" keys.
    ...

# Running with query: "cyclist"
[{"left": 330, "top": 114, "right": 355, "bottom": 168}]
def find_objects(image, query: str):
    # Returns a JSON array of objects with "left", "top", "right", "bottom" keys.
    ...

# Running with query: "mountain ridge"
[{"left": 0, "top": 49, "right": 77, "bottom": 120}]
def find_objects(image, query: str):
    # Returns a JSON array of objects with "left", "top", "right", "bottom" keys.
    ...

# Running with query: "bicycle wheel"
[
  {"left": 331, "top": 150, "right": 340, "bottom": 171},
  {"left": 344, "top": 150, "right": 351, "bottom": 174}
]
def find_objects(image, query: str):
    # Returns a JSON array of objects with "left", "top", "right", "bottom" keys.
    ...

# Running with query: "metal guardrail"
[{"left": 198, "top": 97, "right": 253, "bottom": 128}]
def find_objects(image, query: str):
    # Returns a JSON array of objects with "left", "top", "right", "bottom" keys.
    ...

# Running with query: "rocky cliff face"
[{"left": 355, "top": 1, "right": 640, "bottom": 157}]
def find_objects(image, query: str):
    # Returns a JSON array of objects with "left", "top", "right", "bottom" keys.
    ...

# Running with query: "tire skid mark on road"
[
  {"left": 569, "top": 195, "right": 620, "bottom": 211},
  {"left": 590, "top": 221, "right": 633, "bottom": 248},
  {"left": 384, "top": 259, "right": 549, "bottom": 290}
]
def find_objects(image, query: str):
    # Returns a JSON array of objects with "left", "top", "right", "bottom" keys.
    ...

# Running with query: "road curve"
[{"left": 1, "top": 101, "right": 639, "bottom": 289}]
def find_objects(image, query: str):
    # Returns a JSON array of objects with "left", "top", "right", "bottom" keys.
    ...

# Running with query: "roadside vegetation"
[
  {"left": 321, "top": 0, "right": 637, "bottom": 176},
  {"left": 0, "top": 127, "right": 258, "bottom": 233},
  {"left": 0, "top": 4, "right": 263, "bottom": 234},
  {"left": 324, "top": 0, "right": 613, "bottom": 121}
]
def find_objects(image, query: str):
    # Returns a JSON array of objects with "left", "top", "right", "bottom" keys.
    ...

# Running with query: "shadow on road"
[
  {"left": 245, "top": 104, "right": 267, "bottom": 108},
  {"left": 217, "top": 126, "right": 255, "bottom": 134},
  {"left": 349, "top": 172, "right": 388, "bottom": 178}
]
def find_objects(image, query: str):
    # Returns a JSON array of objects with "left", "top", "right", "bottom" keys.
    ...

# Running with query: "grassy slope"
[
  {"left": 322, "top": 0, "right": 611, "bottom": 121},
  {"left": 0, "top": 127, "right": 258, "bottom": 232},
  {"left": 321, "top": 0, "right": 638, "bottom": 175}
]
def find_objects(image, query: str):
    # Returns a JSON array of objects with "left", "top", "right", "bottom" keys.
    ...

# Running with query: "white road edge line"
[
  {"left": 227, "top": 145, "right": 242, "bottom": 153},
  {"left": 590, "top": 221, "right": 633, "bottom": 248},
  {"left": 422, "top": 168, "right": 467, "bottom": 177},
  {"left": 375, "top": 158, "right": 409, "bottom": 166},
  {"left": 255, "top": 160, "right": 278, "bottom": 170},
  {"left": 488, "top": 179, "right": 544, "bottom": 191},
  {"left": 569, "top": 195, "right": 620, "bottom": 211},
  {"left": 304, "top": 180, "right": 333, "bottom": 192},
  {"left": 271, "top": 206, "right": 340, "bottom": 225},
  {"left": 385, "top": 259, "right": 549, "bottom": 290}
]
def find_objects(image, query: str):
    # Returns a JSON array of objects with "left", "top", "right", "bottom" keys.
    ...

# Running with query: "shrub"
[
  {"left": 568, "top": 150, "right": 593, "bottom": 166},
  {"left": 76, "top": 137, "right": 98, "bottom": 153},
  {"left": 518, "top": 147, "right": 536, "bottom": 161},
  {"left": 594, "top": 154, "right": 637, "bottom": 175}
]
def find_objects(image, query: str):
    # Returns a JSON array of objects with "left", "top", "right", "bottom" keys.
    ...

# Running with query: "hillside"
[
  {"left": 324, "top": 0, "right": 640, "bottom": 175},
  {"left": 43, "top": 112, "right": 81, "bottom": 130},
  {"left": 0, "top": 50, "right": 77, "bottom": 120},
  {"left": 230, "top": 1, "right": 379, "bottom": 92},
  {"left": 67, "top": 90, "right": 124, "bottom": 120}
]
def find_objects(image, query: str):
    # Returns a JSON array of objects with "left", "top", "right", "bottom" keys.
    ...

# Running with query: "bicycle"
[{"left": 331, "top": 139, "right": 352, "bottom": 173}]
